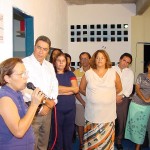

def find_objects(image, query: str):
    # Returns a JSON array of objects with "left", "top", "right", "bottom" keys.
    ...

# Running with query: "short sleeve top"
[{"left": 132, "top": 73, "right": 150, "bottom": 106}]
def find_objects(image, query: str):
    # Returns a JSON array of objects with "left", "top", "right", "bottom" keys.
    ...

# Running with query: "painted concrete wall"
[
  {"left": 68, "top": 4, "right": 136, "bottom": 65},
  {"left": 131, "top": 6, "right": 150, "bottom": 80},
  {"left": 0, "top": 0, "right": 68, "bottom": 62}
]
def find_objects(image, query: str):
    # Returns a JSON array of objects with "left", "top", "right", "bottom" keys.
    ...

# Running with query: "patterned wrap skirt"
[
  {"left": 83, "top": 120, "right": 115, "bottom": 150},
  {"left": 125, "top": 101, "right": 150, "bottom": 144}
]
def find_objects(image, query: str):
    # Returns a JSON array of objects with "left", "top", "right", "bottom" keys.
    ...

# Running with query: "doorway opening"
[
  {"left": 13, "top": 7, "right": 34, "bottom": 58},
  {"left": 144, "top": 45, "right": 150, "bottom": 72}
]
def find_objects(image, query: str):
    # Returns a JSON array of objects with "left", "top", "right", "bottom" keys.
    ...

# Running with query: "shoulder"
[
  {"left": 44, "top": 60, "right": 54, "bottom": 68},
  {"left": 85, "top": 69, "right": 93, "bottom": 78},
  {"left": 65, "top": 71, "right": 76, "bottom": 80},
  {"left": 22, "top": 56, "right": 31, "bottom": 63},
  {"left": 112, "top": 65, "right": 118, "bottom": 70},
  {"left": 66, "top": 70, "right": 75, "bottom": 76},
  {"left": 107, "top": 68, "right": 116, "bottom": 75},
  {"left": 74, "top": 68, "right": 80, "bottom": 74},
  {"left": 137, "top": 73, "right": 145, "bottom": 79},
  {"left": 0, "top": 88, "right": 11, "bottom": 99},
  {"left": 74, "top": 68, "right": 83, "bottom": 76},
  {"left": 109, "top": 67, "right": 116, "bottom": 72},
  {"left": 108, "top": 68, "right": 117, "bottom": 78},
  {"left": 22, "top": 55, "right": 34, "bottom": 67},
  {"left": 86, "top": 68, "right": 92, "bottom": 74},
  {"left": 124, "top": 68, "right": 134, "bottom": 76}
]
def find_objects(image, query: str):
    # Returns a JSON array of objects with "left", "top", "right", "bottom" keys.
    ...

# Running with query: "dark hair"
[
  {"left": 49, "top": 49, "right": 62, "bottom": 63},
  {"left": 120, "top": 53, "right": 132, "bottom": 64},
  {"left": 64, "top": 53, "right": 71, "bottom": 61},
  {"left": 79, "top": 52, "right": 91, "bottom": 59},
  {"left": 90, "top": 49, "right": 112, "bottom": 69},
  {"left": 53, "top": 52, "right": 69, "bottom": 73},
  {"left": 0, "top": 58, "right": 23, "bottom": 86},
  {"left": 147, "top": 61, "right": 150, "bottom": 67},
  {"left": 35, "top": 35, "right": 51, "bottom": 50}
]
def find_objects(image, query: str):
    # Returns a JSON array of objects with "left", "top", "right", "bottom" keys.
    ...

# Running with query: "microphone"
[
  {"left": 26, "top": 82, "right": 54, "bottom": 110},
  {"left": 27, "top": 82, "right": 49, "bottom": 100},
  {"left": 26, "top": 82, "right": 43, "bottom": 113},
  {"left": 27, "top": 82, "right": 36, "bottom": 90}
]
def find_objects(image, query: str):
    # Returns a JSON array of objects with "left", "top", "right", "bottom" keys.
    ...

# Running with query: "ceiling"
[
  {"left": 65, "top": 0, "right": 137, "bottom": 5},
  {"left": 64, "top": 0, "right": 150, "bottom": 15}
]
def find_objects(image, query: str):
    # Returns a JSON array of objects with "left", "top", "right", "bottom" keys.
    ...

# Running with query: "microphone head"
[{"left": 27, "top": 82, "right": 36, "bottom": 90}]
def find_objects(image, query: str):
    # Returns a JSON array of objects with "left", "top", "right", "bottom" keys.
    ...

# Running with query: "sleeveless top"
[
  {"left": 85, "top": 68, "right": 117, "bottom": 123},
  {"left": 0, "top": 85, "right": 34, "bottom": 150}
]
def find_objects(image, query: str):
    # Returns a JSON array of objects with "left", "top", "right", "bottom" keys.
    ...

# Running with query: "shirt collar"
[
  {"left": 79, "top": 67, "right": 84, "bottom": 72},
  {"left": 31, "top": 54, "right": 46, "bottom": 66}
]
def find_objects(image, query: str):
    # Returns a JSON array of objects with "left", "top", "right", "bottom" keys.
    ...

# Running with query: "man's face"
[
  {"left": 34, "top": 40, "right": 50, "bottom": 64},
  {"left": 80, "top": 54, "right": 90, "bottom": 68},
  {"left": 119, "top": 56, "right": 131, "bottom": 69}
]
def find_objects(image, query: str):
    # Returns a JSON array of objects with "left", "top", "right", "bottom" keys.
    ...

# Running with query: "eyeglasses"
[
  {"left": 12, "top": 71, "right": 28, "bottom": 79},
  {"left": 36, "top": 45, "right": 49, "bottom": 52}
]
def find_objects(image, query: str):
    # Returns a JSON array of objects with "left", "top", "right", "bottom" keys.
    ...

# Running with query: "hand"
[
  {"left": 31, "top": 88, "right": 44, "bottom": 106},
  {"left": 116, "top": 95, "right": 123, "bottom": 104},
  {"left": 145, "top": 97, "right": 150, "bottom": 103},
  {"left": 38, "top": 105, "right": 50, "bottom": 116},
  {"left": 45, "top": 99, "right": 55, "bottom": 109}
]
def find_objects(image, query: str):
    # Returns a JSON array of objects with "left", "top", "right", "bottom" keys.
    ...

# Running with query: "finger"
[{"left": 33, "top": 88, "right": 41, "bottom": 96}]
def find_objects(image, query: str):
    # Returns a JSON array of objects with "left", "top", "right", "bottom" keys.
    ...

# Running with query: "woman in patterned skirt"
[{"left": 80, "top": 50, "right": 122, "bottom": 150}]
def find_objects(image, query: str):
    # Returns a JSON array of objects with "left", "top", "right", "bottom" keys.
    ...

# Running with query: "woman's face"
[
  {"left": 55, "top": 55, "right": 67, "bottom": 71},
  {"left": 95, "top": 52, "right": 106, "bottom": 68},
  {"left": 6, "top": 63, "right": 28, "bottom": 91}
]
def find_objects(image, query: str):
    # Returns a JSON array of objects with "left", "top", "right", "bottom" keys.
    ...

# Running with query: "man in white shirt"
[
  {"left": 113, "top": 53, "right": 134, "bottom": 150},
  {"left": 23, "top": 36, "right": 58, "bottom": 150}
]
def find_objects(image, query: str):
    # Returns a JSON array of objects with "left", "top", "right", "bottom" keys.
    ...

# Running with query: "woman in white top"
[{"left": 80, "top": 50, "right": 122, "bottom": 150}]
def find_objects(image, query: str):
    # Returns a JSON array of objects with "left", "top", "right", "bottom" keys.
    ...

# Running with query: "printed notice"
[{"left": 0, "top": 14, "right": 4, "bottom": 43}]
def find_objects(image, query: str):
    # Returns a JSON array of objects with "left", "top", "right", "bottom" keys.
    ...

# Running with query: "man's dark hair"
[
  {"left": 35, "top": 35, "right": 51, "bottom": 49},
  {"left": 79, "top": 52, "right": 91, "bottom": 59},
  {"left": 120, "top": 53, "right": 132, "bottom": 64}
]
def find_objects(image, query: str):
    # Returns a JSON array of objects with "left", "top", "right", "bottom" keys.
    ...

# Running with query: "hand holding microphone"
[
  {"left": 27, "top": 82, "right": 55, "bottom": 113},
  {"left": 27, "top": 82, "right": 49, "bottom": 102},
  {"left": 31, "top": 88, "right": 45, "bottom": 106}
]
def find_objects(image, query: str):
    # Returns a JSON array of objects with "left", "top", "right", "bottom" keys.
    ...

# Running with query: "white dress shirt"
[
  {"left": 22, "top": 54, "right": 58, "bottom": 103},
  {"left": 113, "top": 65, "right": 134, "bottom": 97}
]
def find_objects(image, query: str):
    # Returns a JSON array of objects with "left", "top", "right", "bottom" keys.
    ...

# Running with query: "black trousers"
[{"left": 115, "top": 97, "right": 131, "bottom": 142}]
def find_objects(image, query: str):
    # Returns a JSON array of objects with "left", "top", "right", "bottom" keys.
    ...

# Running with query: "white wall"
[
  {"left": 68, "top": 4, "right": 136, "bottom": 63},
  {"left": 0, "top": 0, "right": 68, "bottom": 62},
  {"left": 0, "top": 0, "right": 13, "bottom": 62},
  {"left": 131, "top": 6, "right": 150, "bottom": 80}
]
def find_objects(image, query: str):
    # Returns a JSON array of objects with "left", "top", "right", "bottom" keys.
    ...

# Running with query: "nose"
[{"left": 39, "top": 48, "right": 44, "bottom": 53}]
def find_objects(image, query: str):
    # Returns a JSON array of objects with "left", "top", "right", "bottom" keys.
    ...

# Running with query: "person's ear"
[{"left": 4, "top": 75, "right": 11, "bottom": 84}]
